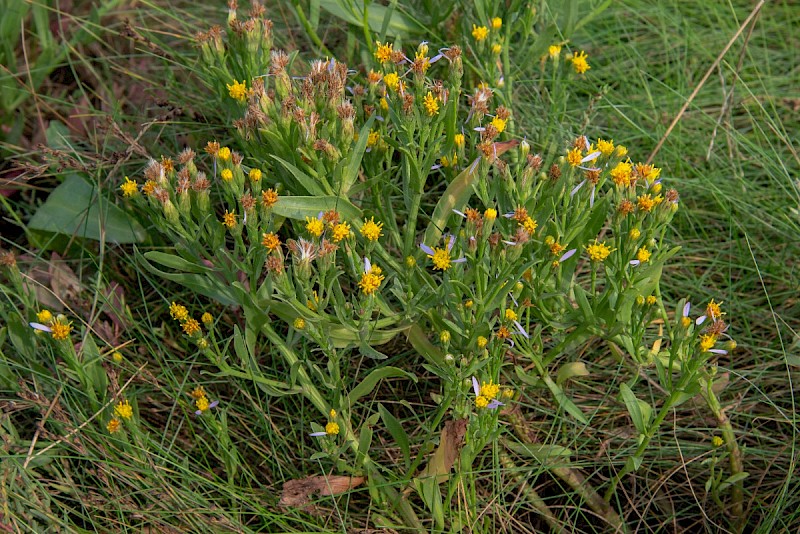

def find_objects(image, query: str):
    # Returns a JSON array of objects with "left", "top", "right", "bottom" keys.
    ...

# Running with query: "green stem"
[{"left": 703, "top": 383, "right": 744, "bottom": 523}]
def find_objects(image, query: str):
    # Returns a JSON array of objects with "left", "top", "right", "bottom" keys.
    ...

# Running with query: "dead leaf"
[
  {"left": 280, "top": 475, "right": 365, "bottom": 510},
  {"left": 416, "top": 419, "right": 468, "bottom": 484},
  {"left": 49, "top": 252, "right": 82, "bottom": 303}
]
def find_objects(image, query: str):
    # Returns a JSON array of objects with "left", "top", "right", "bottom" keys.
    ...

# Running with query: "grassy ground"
[{"left": 1, "top": 0, "right": 798, "bottom": 532}]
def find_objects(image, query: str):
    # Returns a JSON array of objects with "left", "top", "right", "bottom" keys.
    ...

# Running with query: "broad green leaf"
[
  {"left": 620, "top": 383, "right": 651, "bottom": 435},
  {"left": 143, "top": 251, "right": 213, "bottom": 274},
  {"left": 271, "top": 155, "right": 331, "bottom": 195},
  {"left": 318, "top": 0, "right": 423, "bottom": 36},
  {"left": 341, "top": 115, "right": 375, "bottom": 194},
  {"left": 80, "top": 334, "right": 107, "bottom": 402},
  {"left": 348, "top": 366, "right": 417, "bottom": 405},
  {"left": 543, "top": 376, "right": 588, "bottom": 424},
  {"left": 378, "top": 404, "right": 410, "bottom": 469},
  {"left": 718, "top": 472, "right": 749, "bottom": 492},
  {"left": 505, "top": 441, "right": 573, "bottom": 466},
  {"left": 137, "top": 249, "right": 237, "bottom": 305},
  {"left": 272, "top": 195, "right": 362, "bottom": 222},
  {"left": 423, "top": 157, "right": 482, "bottom": 246},
  {"left": 556, "top": 361, "right": 589, "bottom": 386},
  {"left": 28, "top": 174, "right": 146, "bottom": 244}
]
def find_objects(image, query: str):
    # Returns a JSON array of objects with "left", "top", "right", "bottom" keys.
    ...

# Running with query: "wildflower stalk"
[{"left": 701, "top": 381, "right": 744, "bottom": 522}]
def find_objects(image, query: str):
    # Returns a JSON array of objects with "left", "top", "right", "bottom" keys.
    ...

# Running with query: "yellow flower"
[
  {"left": 700, "top": 334, "right": 718, "bottom": 352},
  {"left": 380, "top": 97, "right": 389, "bottom": 111},
  {"left": 217, "top": 147, "right": 231, "bottom": 161},
  {"left": 37, "top": 310, "right": 53, "bottom": 323},
  {"left": 586, "top": 240, "right": 611, "bottom": 262},
  {"left": 50, "top": 319, "right": 72, "bottom": 341},
  {"left": 637, "top": 194, "right": 656, "bottom": 212},
  {"left": 548, "top": 44, "right": 562, "bottom": 58},
  {"left": 114, "top": 399, "right": 133, "bottom": 420},
  {"left": 262, "top": 232, "right": 281, "bottom": 251},
  {"left": 464, "top": 299, "right": 473, "bottom": 308},
  {"left": 423, "top": 92, "right": 439, "bottom": 116},
  {"left": 359, "top": 261, "right": 385, "bottom": 295},
  {"left": 360, "top": 217, "right": 384, "bottom": 241},
  {"left": 567, "top": 147, "right": 583, "bottom": 167},
  {"left": 195, "top": 396, "right": 210, "bottom": 412},
  {"left": 491, "top": 43, "right": 502, "bottom": 55},
  {"left": 597, "top": 138, "right": 614, "bottom": 156},
  {"left": 504, "top": 309, "right": 517, "bottom": 321},
  {"left": 190, "top": 386, "right": 206, "bottom": 399},
  {"left": 294, "top": 317, "right": 306, "bottom": 330},
  {"left": 329, "top": 408, "right": 337, "bottom": 419},
  {"left": 706, "top": 299, "right": 725, "bottom": 321},
  {"left": 475, "top": 395, "right": 489, "bottom": 408},
  {"left": 111, "top": 351, "right": 123, "bottom": 363},
  {"left": 331, "top": 221, "right": 351, "bottom": 243},
  {"left": 570, "top": 50, "right": 590, "bottom": 74},
  {"left": 472, "top": 25, "right": 489, "bottom": 41},
  {"left": 305, "top": 216, "right": 324, "bottom": 237},
  {"left": 491, "top": 17, "right": 502, "bottom": 30},
  {"left": 201, "top": 312, "right": 213, "bottom": 325},
  {"left": 375, "top": 42, "right": 393, "bottom": 63},
  {"left": 610, "top": 161, "right": 633, "bottom": 186},
  {"left": 182, "top": 318, "right": 201, "bottom": 335},
  {"left": 120, "top": 176, "right": 138, "bottom": 197},
  {"left": 636, "top": 247, "right": 651, "bottom": 263},
  {"left": 616, "top": 145, "right": 628, "bottom": 157},
  {"left": 484, "top": 208, "right": 497, "bottom": 220},
  {"left": 477, "top": 336, "right": 488, "bottom": 348},
  {"left": 481, "top": 381, "right": 500, "bottom": 400},
  {"left": 491, "top": 116, "right": 507, "bottom": 133},
  {"left": 107, "top": 418, "right": 121, "bottom": 434},
  {"left": 440, "top": 331, "right": 451, "bottom": 343},
  {"left": 646, "top": 295, "right": 657, "bottom": 305},
  {"left": 325, "top": 421, "right": 340, "bottom": 435},
  {"left": 635, "top": 162, "right": 661, "bottom": 182},
  {"left": 169, "top": 302, "right": 188, "bottom": 322},
  {"left": 222, "top": 210, "right": 237, "bottom": 229},
  {"left": 454, "top": 133, "right": 465, "bottom": 148},
  {"left": 405, "top": 256, "right": 416, "bottom": 268},
  {"left": 367, "top": 130, "right": 381, "bottom": 148},
  {"left": 629, "top": 228, "right": 641, "bottom": 240},
  {"left": 681, "top": 317, "right": 692, "bottom": 328},
  {"left": 221, "top": 168, "right": 234, "bottom": 182},
  {"left": 227, "top": 79, "right": 248, "bottom": 102},
  {"left": 712, "top": 436, "right": 724, "bottom": 447},
  {"left": 383, "top": 72, "right": 400, "bottom": 91},
  {"left": 249, "top": 168, "right": 262, "bottom": 182},
  {"left": 262, "top": 188, "right": 279, "bottom": 208}
]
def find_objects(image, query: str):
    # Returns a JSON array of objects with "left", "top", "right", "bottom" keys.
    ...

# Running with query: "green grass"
[{"left": 1, "top": 0, "right": 798, "bottom": 532}]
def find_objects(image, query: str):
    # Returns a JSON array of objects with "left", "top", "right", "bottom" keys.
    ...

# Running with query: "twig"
[
  {"left": 22, "top": 386, "right": 63, "bottom": 469},
  {"left": 647, "top": 0, "right": 766, "bottom": 165}
]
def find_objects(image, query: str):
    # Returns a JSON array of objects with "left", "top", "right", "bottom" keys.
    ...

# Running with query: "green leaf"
[
  {"left": 378, "top": 404, "right": 410, "bottom": 469},
  {"left": 137, "top": 249, "right": 237, "bottom": 305},
  {"left": 28, "top": 174, "right": 146, "bottom": 244},
  {"left": 318, "top": 0, "right": 423, "bottom": 36},
  {"left": 272, "top": 195, "right": 362, "bottom": 222},
  {"left": 348, "top": 366, "right": 417, "bottom": 405},
  {"left": 271, "top": 155, "right": 331, "bottom": 196},
  {"left": 718, "top": 472, "right": 749, "bottom": 492},
  {"left": 423, "top": 158, "right": 482, "bottom": 246},
  {"left": 505, "top": 441, "right": 573, "bottom": 466},
  {"left": 143, "top": 251, "right": 213, "bottom": 274},
  {"left": 620, "top": 383, "right": 651, "bottom": 435},
  {"left": 80, "top": 334, "right": 107, "bottom": 402},
  {"left": 543, "top": 376, "right": 588, "bottom": 424},
  {"left": 556, "top": 361, "right": 589, "bottom": 386},
  {"left": 341, "top": 115, "right": 375, "bottom": 194}
]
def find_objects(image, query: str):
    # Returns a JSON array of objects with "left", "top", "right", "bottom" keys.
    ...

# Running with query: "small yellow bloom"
[
  {"left": 227, "top": 79, "right": 248, "bottom": 102},
  {"left": 637, "top": 194, "right": 656, "bottom": 212},
  {"left": 380, "top": 97, "right": 389, "bottom": 111},
  {"left": 423, "top": 92, "right": 439, "bottom": 116},
  {"left": 472, "top": 25, "right": 489, "bottom": 41},
  {"left": 481, "top": 381, "right": 500, "bottom": 400},
  {"left": 597, "top": 138, "right": 615, "bottom": 156},
  {"left": 548, "top": 44, "right": 562, "bottom": 58},
  {"left": 491, "top": 43, "right": 502, "bottom": 55},
  {"left": 359, "top": 265, "right": 385, "bottom": 295},
  {"left": 195, "top": 396, "right": 210, "bottom": 412},
  {"left": 50, "top": 319, "right": 72, "bottom": 341},
  {"left": 706, "top": 299, "right": 725, "bottom": 321},
  {"left": 712, "top": 436, "right": 724, "bottom": 447},
  {"left": 586, "top": 240, "right": 611, "bottom": 262},
  {"left": 570, "top": 50, "right": 590, "bottom": 74},
  {"left": 465, "top": 299, "right": 473, "bottom": 308},
  {"left": 329, "top": 409, "right": 337, "bottom": 419},
  {"left": 646, "top": 295, "right": 657, "bottom": 305},
  {"left": 190, "top": 386, "right": 206, "bottom": 399},
  {"left": 504, "top": 309, "right": 518, "bottom": 321},
  {"left": 491, "top": 17, "right": 502, "bottom": 30},
  {"left": 222, "top": 210, "right": 237, "bottom": 229},
  {"left": 37, "top": 310, "right": 53, "bottom": 323},
  {"left": 262, "top": 232, "right": 281, "bottom": 251},
  {"left": 249, "top": 168, "right": 262, "bottom": 182},
  {"left": 484, "top": 208, "right": 497, "bottom": 220},
  {"left": 454, "top": 133, "right": 465, "bottom": 148},
  {"left": 383, "top": 72, "right": 400, "bottom": 91},
  {"left": 169, "top": 302, "right": 189, "bottom": 322},
  {"left": 681, "top": 317, "right": 692, "bottom": 328},
  {"left": 325, "top": 421, "right": 340, "bottom": 435},
  {"left": 700, "top": 334, "right": 718, "bottom": 352},
  {"left": 475, "top": 395, "right": 489, "bottom": 408},
  {"left": 201, "top": 312, "right": 213, "bottom": 325},
  {"left": 182, "top": 318, "right": 201, "bottom": 335},
  {"left": 428, "top": 248, "right": 452, "bottom": 270},
  {"left": 477, "top": 336, "right": 488, "bottom": 348},
  {"left": 491, "top": 116, "right": 507, "bottom": 133},
  {"left": 331, "top": 221, "right": 351, "bottom": 243},
  {"left": 440, "top": 331, "right": 451, "bottom": 343},
  {"left": 305, "top": 216, "right": 324, "bottom": 237},
  {"left": 217, "top": 147, "right": 231, "bottom": 162},
  {"left": 294, "top": 317, "right": 306, "bottom": 330},
  {"left": 360, "top": 217, "right": 384, "bottom": 241},
  {"left": 636, "top": 247, "right": 651, "bottom": 263},
  {"left": 610, "top": 161, "right": 633, "bottom": 186},
  {"left": 629, "top": 228, "right": 641, "bottom": 240},
  {"left": 262, "top": 188, "right": 279, "bottom": 208},
  {"left": 221, "top": 169, "right": 234, "bottom": 182},
  {"left": 374, "top": 42, "right": 393, "bottom": 63},
  {"left": 405, "top": 256, "right": 416, "bottom": 268},
  {"left": 114, "top": 399, "right": 133, "bottom": 420},
  {"left": 367, "top": 130, "right": 381, "bottom": 148},
  {"left": 567, "top": 147, "right": 583, "bottom": 167},
  {"left": 616, "top": 145, "right": 628, "bottom": 157},
  {"left": 107, "top": 418, "right": 121, "bottom": 434},
  {"left": 120, "top": 176, "right": 138, "bottom": 197}
]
